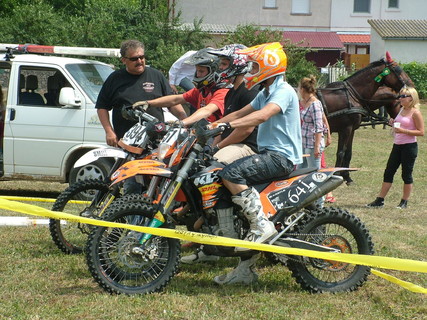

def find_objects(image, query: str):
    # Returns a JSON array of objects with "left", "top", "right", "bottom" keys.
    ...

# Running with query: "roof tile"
[
  {"left": 178, "top": 23, "right": 236, "bottom": 34},
  {"left": 282, "top": 31, "right": 344, "bottom": 49},
  {"left": 368, "top": 19, "right": 427, "bottom": 39},
  {"left": 338, "top": 34, "right": 370, "bottom": 44}
]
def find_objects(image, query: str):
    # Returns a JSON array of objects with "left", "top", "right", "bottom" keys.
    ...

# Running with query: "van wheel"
[{"left": 69, "top": 158, "right": 112, "bottom": 185}]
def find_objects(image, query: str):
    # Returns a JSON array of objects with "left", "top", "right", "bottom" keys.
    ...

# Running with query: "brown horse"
[
  {"left": 359, "top": 86, "right": 401, "bottom": 127},
  {"left": 318, "top": 53, "right": 413, "bottom": 184}
]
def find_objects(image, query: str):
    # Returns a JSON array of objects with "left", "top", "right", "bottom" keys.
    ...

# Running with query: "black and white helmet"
[
  {"left": 186, "top": 48, "right": 220, "bottom": 88},
  {"left": 208, "top": 44, "right": 251, "bottom": 83}
]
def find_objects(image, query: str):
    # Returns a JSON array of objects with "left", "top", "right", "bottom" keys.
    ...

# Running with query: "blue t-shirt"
[{"left": 251, "top": 77, "right": 302, "bottom": 165}]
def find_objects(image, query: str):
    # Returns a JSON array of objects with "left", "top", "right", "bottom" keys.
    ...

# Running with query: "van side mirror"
[{"left": 59, "top": 87, "right": 81, "bottom": 108}]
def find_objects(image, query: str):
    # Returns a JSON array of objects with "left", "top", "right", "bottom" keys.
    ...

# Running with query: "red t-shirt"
[{"left": 183, "top": 85, "right": 228, "bottom": 122}]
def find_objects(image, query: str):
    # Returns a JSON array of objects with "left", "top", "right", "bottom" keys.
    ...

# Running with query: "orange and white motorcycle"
[
  {"left": 50, "top": 106, "right": 184, "bottom": 254},
  {"left": 86, "top": 118, "right": 374, "bottom": 295}
]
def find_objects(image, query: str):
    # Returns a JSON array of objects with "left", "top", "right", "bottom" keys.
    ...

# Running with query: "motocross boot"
[
  {"left": 181, "top": 247, "right": 219, "bottom": 264},
  {"left": 213, "top": 254, "right": 260, "bottom": 285},
  {"left": 232, "top": 187, "right": 277, "bottom": 252}
]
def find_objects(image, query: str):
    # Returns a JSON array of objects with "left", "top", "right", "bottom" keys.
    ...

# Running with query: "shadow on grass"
[{"left": 165, "top": 256, "right": 301, "bottom": 296}]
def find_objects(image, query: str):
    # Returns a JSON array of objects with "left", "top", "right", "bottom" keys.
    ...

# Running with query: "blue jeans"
[
  {"left": 299, "top": 148, "right": 324, "bottom": 207},
  {"left": 219, "top": 150, "right": 294, "bottom": 185},
  {"left": 300, "top": 147, "right": 322, "bottom": 170}
]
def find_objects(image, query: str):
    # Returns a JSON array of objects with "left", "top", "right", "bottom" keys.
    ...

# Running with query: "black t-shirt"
[
  {"left": 221, "top": 82, "right": 259, "bottom": 152},
  {"left": 96, "top": 67, "right": 173, "bottom": 139}
]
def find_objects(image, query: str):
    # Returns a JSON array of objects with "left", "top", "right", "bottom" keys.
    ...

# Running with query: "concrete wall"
[
  {"left": 330, "top": 0, "right": 427, "bottom": 32},
  {"left": 370, "top": 29, "right": 427, "bottom": 64},
  {"left": 173, "top": 0, "right": 331, "bottom": 31}
]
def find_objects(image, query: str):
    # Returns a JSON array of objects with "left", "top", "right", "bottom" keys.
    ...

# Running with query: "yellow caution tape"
[
  {"left": 371, "top": 269, "right": 427, "bottom": 294},
  {"left": 0, "top": 198, "right": 426, "bottom": 293},
  {"left": 0, "top": 195, "right": 89, "bottom": 204}
]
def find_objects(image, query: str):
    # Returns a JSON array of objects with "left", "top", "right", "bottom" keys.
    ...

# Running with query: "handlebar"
[
  {"left": 121, "top": 105, "right": 159, "bottom": 123},
  {"left": 193, "top": 119, "right": 227, "bottom": 145}
]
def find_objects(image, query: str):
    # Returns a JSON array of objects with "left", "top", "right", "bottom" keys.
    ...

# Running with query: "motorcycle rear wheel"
[
  {"left": 287, "top": 207, "right": 374, "bottom": 293},
  {"left": 86, "top": 200, "right": 181, "bottom": 295}
]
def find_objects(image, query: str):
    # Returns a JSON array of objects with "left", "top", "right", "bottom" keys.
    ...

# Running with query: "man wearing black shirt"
[{"left": 96, "top": 39, "right": 186, "bottom": 146}]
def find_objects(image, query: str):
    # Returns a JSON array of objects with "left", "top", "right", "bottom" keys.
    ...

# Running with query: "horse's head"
[
  {"left": 378, "top": 51, "right": 414, "bottom": 91},
  {"left": 369, "top": 86, "right": 401, "bottom": 118}
]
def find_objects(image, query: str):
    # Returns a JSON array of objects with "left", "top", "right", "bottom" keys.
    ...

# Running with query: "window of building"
[
  {"left": 291, "top": 0, "right": 310, "bottom": 14},
  {"left": 354, "top": 0, "right": 371, "bottom": 13},
  {"left": 264, "top": 0, "right": 277, "bottom": 8},
  {"left": 388, "top": 0, "right": 399, "bottom": 8}
]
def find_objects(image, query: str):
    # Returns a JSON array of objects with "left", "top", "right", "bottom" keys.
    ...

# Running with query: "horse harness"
[{"left": 317, "top": 61, "right": 404, "bottom": 124}]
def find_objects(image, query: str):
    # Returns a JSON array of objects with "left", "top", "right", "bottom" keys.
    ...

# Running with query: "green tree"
[
  {"left": 401, "top": 62, "right": 427, "bottom": 99},
  {"left": 0, "top": 1, "right": 71, "bottom": 45},
  {"left": 0, "top": 0, "right": 209, "bottom": 75}
]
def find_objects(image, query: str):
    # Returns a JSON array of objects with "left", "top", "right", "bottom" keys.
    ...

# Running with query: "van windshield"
[{"left": 65, "top": 63, "right": 114, "bottom": 103}]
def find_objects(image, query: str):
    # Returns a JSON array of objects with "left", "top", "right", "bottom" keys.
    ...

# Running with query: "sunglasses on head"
[
  {"left": 125, "top": 55, "right": 145, "bottom": 61},
  {"left": 398, "top": 94, "right": 411, "bottom": 99}
]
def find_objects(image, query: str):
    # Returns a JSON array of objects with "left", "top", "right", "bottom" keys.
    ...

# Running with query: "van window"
[
  {"left": 65, "top": 63, "right": 114, "bottom": 103},
  {"left": 0, "top": 63, "right": 11, "bottom": 105},
  {"left": 18, "top": 67, "right": 69, "bottom": 107}
]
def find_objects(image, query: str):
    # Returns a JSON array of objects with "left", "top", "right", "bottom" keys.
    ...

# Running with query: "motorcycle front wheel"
[
  {"left": 86, "top": 200, "right": 181, "bottom": 295},
  {"left": 287, "top": 207, "right": 374, "bottom": 293},
  {"left": 49, "top": 179, "right": 111, "bottom": 254}
]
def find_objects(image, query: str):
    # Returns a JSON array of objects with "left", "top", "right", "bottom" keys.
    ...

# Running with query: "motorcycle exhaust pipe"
[{"left": 300, "top": 175, "right": 344, "bottom": 207}]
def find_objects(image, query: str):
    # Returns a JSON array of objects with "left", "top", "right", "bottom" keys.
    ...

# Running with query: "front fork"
[{"left": 137, "top": 149, "right": 200, "bottom": 245}]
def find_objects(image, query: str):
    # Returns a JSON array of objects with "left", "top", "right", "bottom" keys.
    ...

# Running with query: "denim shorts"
[{"left": 219, "top": 150, "right": 294, "bottom": 185}]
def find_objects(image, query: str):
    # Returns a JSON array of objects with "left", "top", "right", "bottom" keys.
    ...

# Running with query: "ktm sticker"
[
  {"left": 275, "top": 180, "right": 290, "bottom": 187},
  {"left": 311, "top": 172, "right": 327, "bottom": 183}
]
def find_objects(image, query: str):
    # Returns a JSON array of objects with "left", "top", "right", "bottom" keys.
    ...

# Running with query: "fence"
[{"left": 320, "top": 64, "right": 349, "bottom": 84}]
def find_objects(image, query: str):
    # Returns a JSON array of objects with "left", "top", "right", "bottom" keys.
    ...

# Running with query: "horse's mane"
[
  {"left": 343, "top": 58, "right": 413, "bottom": 87},
  {"left": 344, "top": 59, "right": 385, "bottom": 81}
]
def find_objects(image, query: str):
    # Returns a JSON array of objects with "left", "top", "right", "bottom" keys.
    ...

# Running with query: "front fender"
[
  {"left": 110, "top": 159, "right": 172, "bottom": 185},
  {"left": 74, "top": 147, "right": 127, "bottom": 168}
]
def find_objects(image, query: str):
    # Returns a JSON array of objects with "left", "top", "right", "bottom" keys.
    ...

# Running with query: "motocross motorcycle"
[
  {"left": 86, "top": 118, "right": 374, "bottom": 295},
  {"left": 49, "top": 106, "right": 186, "bottom": 254}
]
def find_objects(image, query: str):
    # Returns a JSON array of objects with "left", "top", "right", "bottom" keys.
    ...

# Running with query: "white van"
[{"left": 0, "top": 46, "right": 117, "bottom": 184}]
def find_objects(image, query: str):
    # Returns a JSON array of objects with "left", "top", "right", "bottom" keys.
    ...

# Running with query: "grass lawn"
[{"left": 0, "top": 109, "right": 426, "bottom": 320}]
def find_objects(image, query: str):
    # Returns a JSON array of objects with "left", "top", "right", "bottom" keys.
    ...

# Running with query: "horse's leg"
[
  {"left": 342, "top": 129, "right": 356, "bottom": 185},
  {"left": 334, "top": 126, "right": 353, "bottom": 184},
  {"left": 334, "top": 129, "right": 347, "bottom": 168}
]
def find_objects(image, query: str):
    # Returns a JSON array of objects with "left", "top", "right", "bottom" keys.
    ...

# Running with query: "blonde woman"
[{"left": 367, "top": 87, "right": 424, "bottom": 209}]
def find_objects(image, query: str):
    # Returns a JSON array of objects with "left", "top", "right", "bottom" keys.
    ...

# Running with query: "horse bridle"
[
  {"left": 321, "top": 59, "right": 405, "bottom": 120},
  {"left": 379, "top": 59, "right": 409, "bottom": 89}
]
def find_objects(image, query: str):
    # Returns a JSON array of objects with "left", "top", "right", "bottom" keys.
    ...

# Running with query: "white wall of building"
[
  {"left": 370, "top": 30, "right": 427, "bottom": 63},
  {"left": 330, "top": 0, "right": 427, "bottom": 33},
  {"left": 173, "top": 0, "right": 331, "bottom": 31}
]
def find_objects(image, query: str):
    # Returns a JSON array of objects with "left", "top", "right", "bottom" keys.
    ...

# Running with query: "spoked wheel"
[
  {"left": 287, "top": 207, "right": 374, "bottom": 293},
  {"left": 49, "top": 179, "right": 112, "bottom": 254},
  {"left": 86, "top": 201, "right": 181, "bottom": 295}
]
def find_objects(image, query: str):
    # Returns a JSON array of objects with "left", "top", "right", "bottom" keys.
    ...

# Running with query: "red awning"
[
  {"left": 282, "top": 31, "right": 344, "bottom": 49},
  {"left": 338, "top": 34, "right": 371, "bottom": 44}
]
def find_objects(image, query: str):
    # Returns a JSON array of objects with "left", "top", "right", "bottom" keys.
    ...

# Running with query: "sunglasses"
[
  {"left": 398, "top": 94, "right": 411, "bottom": 99},
  {"left": 125, "top": 55, "right": 145, "bottom": 62}
]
